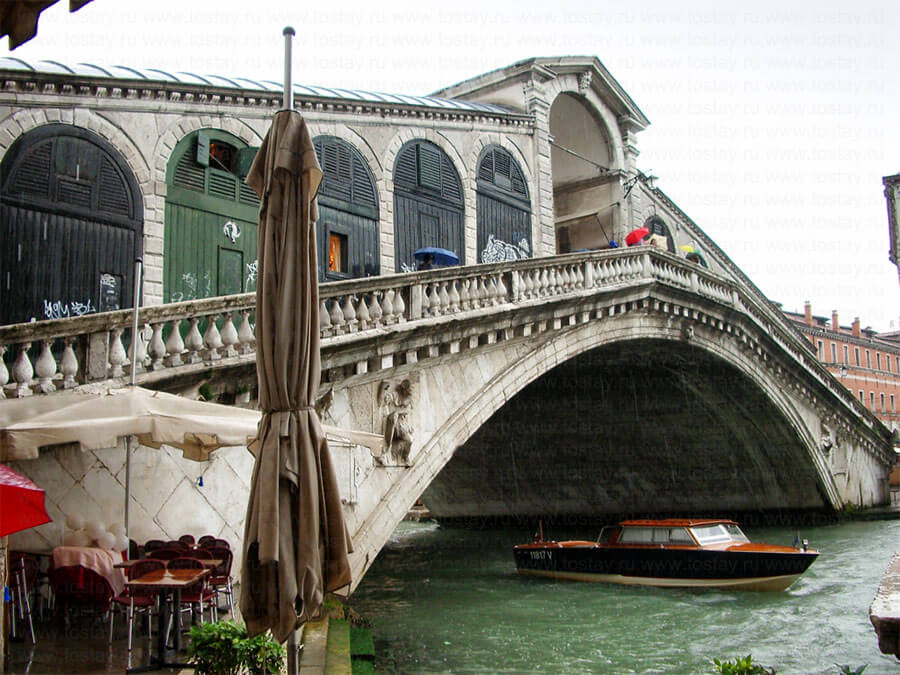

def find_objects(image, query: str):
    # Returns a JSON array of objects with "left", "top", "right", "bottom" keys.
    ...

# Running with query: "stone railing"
[{"left": 0, "top": 248, "right": 879, "bottom": 432}]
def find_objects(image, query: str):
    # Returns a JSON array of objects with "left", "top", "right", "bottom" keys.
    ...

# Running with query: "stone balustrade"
[{"left": 0, "top": 248, "right": 870, "bottom": 431}]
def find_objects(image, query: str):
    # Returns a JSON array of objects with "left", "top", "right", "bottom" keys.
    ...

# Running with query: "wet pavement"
[{"left": 5, "top": 599, "right": 239, "bottom": 674}]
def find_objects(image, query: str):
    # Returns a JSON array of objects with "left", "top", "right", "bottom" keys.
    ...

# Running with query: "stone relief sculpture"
[{"left": 378, "top": 378, "right": 415, "bottom": 465}]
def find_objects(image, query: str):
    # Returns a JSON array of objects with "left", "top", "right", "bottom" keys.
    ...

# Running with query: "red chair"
[
  {"left": 142, "top": 539, "right": 166, "bottom": 554},
  {"left": 212, "top": 538, "right": 230, "bottom": 549},
  {"left": 207, "top": 546, "right": 234, "bottom": 615},
  {"left": 167, "top": 557, "right": 216, "bottom": 625},
  {"left": 49, "top": 564, "right": 114, "bottom": 622},
  {"left": 190, "top": 548, "right": 213, "bottom": 560},
  {"left": 109, "top": 559, "right": 164, "bottom": 652},
  {"left": 178, "top": 534, "right": 196, "bottom": 546},
  {"left": 197, "top": 535, "right": 216, "bottom": 548},
  {"left": 166, "top": 540, "right": 190, "bottom": 550},
  {"left": 147, "top": 548, "right": 183, "bottom": 561}
]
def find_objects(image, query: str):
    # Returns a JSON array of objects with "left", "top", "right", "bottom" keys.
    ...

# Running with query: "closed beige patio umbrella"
[{"left": 240, "top": 101, "right": 352, "bottom": 643}]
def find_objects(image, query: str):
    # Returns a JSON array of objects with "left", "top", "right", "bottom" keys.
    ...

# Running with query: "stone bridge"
[{"left": 1, "top": 247, "right": 892, "bottom": 589}]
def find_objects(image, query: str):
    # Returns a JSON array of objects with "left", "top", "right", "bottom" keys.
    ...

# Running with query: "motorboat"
[{"left": 513, "top": 518, "right": 818, "bottom": 591}]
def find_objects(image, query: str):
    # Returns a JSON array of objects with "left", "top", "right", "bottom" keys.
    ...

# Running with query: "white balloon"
[
  {"left": 66, "top": 513, "right": 85, "bottom": 531},
  {"left": 86, "top": 520, "right": 106, "bottom": 540},
  {"left": 108, "top": 522, "right": 126, "bottom": 537},
  {"left": 114, "top": 534, "right": 129, "bottom": 552},
  {"left": 97, "top": 531, "right": 117, "bottom": 550}
]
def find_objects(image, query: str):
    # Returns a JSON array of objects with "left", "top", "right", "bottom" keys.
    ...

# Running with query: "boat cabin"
[{"left": 598, "top": 519, "right": 751, "bottom": 547}]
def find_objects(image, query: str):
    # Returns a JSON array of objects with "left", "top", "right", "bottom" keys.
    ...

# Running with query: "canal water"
[{"left": 350, "top": 518, "right": 900, "bottom": 673}]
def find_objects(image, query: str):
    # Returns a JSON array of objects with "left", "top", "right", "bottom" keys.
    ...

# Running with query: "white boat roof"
[{"left": 0, "top": 57, "right": 513, "bottom": 115}]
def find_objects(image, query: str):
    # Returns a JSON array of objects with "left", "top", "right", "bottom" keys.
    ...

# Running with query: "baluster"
[
  {"left": 472, "top": 278, "right": 485, "bottom": 308},
  {"left": 438, "top": 282, "right": 450, "bottom": 314},
  {"left": 12, "top": 343, "right": 33, "bottom": 397},
  {"left": 184, "top": 318, "right": 204, "bottom": 363},
  {"left": 128, "top": 324, "right": 148, "bottom": 372},
  {"left": 165, "top": 319, "right": 186, "bottom": 367},
  {"left": 0, "top": 345, "right": 8, "bottom": 399},
  {"left": 329, "top": 298, "right": 346, "bottom": 335},
  {"left": 448, "top": 280, "right": 460, "bottom": 311},
  {"left": 357, "top": 295, "right": 372, "bottom": 329},
  {"left": 523, "top": 269, "right": 534, "bottom": 298},
  {"left": 368, "top": 293, "right": 384, "bottom": 325},
  {"left": 496, "top": 274, "right": 508, "bottom": 302},
  {"left": 238, "top": 311, "right": 255, "bottom": 353},
  {"left": 203, "top": 315, "right": 223, "bottom": 361},
  {"left": 428, "top": 283, "right": 441, "bottom": 316},
  {"left": 381, "top": 290, "right": 395, "bottom": 324},
  {"left": 550, "top": 268, "right": 561, "bottom": 294},
  {"left": 393, "top": 288, "right": 406, "bottom": 321},
  {"left": 341, "top": 295, "right": 359, "bottom": 332},
  {"left": 538, "top": 268, "right": 549, "bottom": 296},
  {"left": 148, "top": 323, "right": 167, "bottom": 370},
  {"left": 488, "top": 276, "right": 500, "bottom": 305},
  {"left": 559, "top": 266, "right": 570, "bottom": 291},
  {"left": 319, "top": 300, "right": 333, "bottom": 337},
  {"left": 575, "top": 263, "right": 586, "bottom": 289},
  {"left": 108, "top": 328, "right": 128, "bottom": 378},
  {"left": 59, "top": 337, "right": 79, "bottom": 389},
  {"left": 220, "top": 312, "right": 239, "bottom": 357},
  {"left": 35, "top": 340, "right": 58, "bottom": 393},
  {"left": 459, "top": 279, "right": 471, "bottom": 310}
]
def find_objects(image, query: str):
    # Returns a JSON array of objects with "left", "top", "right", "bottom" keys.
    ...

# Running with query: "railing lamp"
[{"left": 622, "top": 172, "right": 658, "bottom": 200}]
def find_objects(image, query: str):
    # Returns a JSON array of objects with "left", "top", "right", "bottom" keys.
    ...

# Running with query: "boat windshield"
[{"left": 690, "top": 523, "right": 750, "bottom": 545}]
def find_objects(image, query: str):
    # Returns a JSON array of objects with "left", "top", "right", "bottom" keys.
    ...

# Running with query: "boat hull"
[{"left": 513, "top": 545, "right": 818, "bottom": 591}]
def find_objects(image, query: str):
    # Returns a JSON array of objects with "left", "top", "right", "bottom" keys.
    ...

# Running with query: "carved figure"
[{"left": 379, "top": 379, "right": 414, "bottom": 464}]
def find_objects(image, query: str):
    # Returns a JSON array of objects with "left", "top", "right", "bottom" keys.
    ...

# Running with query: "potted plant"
[{"left": 188, "top": 620, "right": 285, "bottom": 674}]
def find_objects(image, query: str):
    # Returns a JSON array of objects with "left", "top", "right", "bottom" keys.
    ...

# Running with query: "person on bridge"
[{"left": 418, "top": 253, "right": 435, "bottom": 271}]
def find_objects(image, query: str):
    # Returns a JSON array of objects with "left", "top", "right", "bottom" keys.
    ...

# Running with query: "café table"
[
  {"left": 124, "top": 567, "right": 209, "bottom": 673},
  {"left": 115, "top": 558, "right": 222, "bottom": 571}
]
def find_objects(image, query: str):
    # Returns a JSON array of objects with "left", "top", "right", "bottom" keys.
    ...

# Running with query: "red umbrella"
[
  {"left": 625, "top": 227, "right": 650, "bottom": 246},
  {"left": 0, "top": 463, "right": 51, "bottom": 537}
]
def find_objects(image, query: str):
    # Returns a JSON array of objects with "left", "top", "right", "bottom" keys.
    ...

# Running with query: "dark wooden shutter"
[{"left": 476, "top": 146, "right": 532, "bottom": 263}]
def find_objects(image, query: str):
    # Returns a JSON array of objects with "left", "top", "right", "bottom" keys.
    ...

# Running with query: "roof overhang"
[
  {"left": 0, "top": 0, "right": 93, "bottom": 50},
  {"left": 884, "top": 173, "right": 900, "bottom": 282},
  {"left": 431, "top": 56, "right": 650, "bottom": 130}
]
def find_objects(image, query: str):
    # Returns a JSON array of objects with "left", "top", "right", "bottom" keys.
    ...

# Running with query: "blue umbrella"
[{"left": 413, "top": 247, "right": 459, "bottom": 267}]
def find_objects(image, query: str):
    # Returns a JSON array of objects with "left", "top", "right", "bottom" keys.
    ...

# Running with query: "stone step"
[
  {"left": 324, "top": 618, "right": 352, "bottom": 675},
  {"left": 299, "top": 619, "right": 328, "bottom": 674}
]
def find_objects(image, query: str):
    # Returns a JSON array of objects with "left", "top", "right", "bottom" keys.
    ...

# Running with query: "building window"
[
  {"left": 859, "top": 390, "right": 864, "bottom": 402},
  {"left": 855, "top": 348, "right": 860, "bottom": 366},
  {"left": 870, "top": 392, "right": 875, "bottom": 409},
  {"left": 817, "top": 340, "right": 824, "bottom": 359},
  {"left": 831, "top": 343, "right": 837, "bottom": 363},
  {"left": 843, "top": 345, "right": 849, "bottom": 363},
  {"left": 881, "top": 393, "right": 886, "bottom": 412},
  {"left": 328, "top": 232, "right": 347, "bottom": 273},
  {"left": 877, "top": 353, "right": 882, "bottom": 370},
  {"left": 866, "top": 350, "right": 871, "bottom": 368},
  {"left": 892, "top": 394, "right": 896, "bottom": 413}
]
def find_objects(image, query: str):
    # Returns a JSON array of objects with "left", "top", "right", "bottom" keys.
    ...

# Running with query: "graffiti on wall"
[
  {"left": 43, "top": 298, "right": 96, "bottom": 320},
  {"left": 481, "top": 234, "right": 531, "bottom": 263}
]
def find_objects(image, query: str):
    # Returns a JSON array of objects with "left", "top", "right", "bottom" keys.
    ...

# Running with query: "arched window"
[
  {"left": 164, "top": 130, "right": 259, "bottom": 303},
  {"left": 393, "top": 140, "right": 464, "bottom": 272},
  {"left": 0, "top": 124, "right": 142, "bottom": 325},
  {"left": 313, "top": 136, "right": 379, "bottom": 282},
  {"left": 476, "top": 146, "right": 531, "bottom": 262},
  {"left": 644, "top": 216, "right": 675, "bottom": 253}
]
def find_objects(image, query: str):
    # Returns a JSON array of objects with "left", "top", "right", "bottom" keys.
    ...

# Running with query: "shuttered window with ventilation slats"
[
  {"left": 476, "top": 146, "right": 532, "bottom": 263},
  {"left": 312, "top": 136, "right": 380, "bottom": 282},
  {"left": 164, "top": 130, "right": 261, "bottom": 304},
  {"left": 393, "top": 140, "right": 464, "bottom": 271},
  {"left": 0, "top": 124, "right": 142, "bottom": 325}
]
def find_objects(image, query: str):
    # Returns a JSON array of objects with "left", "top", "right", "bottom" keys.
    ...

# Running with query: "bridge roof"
[{"left": 0, "top": 57, "right": 514, "bottom": 115}]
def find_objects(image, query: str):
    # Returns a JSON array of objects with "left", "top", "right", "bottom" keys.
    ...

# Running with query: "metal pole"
[
  {"left": 126, "top": 258, "right": 141, "bottom": 545},
  {"left": 283, "top": 26, "right": 295, "bottom": 110},
  {"left": 129, "top": 258, "right": 143, "bottom": 387}
]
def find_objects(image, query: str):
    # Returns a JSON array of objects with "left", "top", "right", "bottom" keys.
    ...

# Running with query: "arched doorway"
[
  {"left": 393, "top": 140, "right": 464, "bottom": 272},
  {"left": 0, "top": 124, "right": 143, "bottom": 325},
  {"left": 476, "top": 146, "right": 531, "bottom": 262},
  {"left": 164, "top": 130, "right": 259, "bottom": 303},
  {"left": 549, "top": 93, "right": 616, "bottom": 253},
  {"left": 644, "top": 215, "right": 676, "bottom": 253},
  {"left": 313, "top": 136, "right": 379, "bottom": 282}
]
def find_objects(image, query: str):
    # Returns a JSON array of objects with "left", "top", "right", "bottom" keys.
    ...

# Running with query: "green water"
[{"left": 350, "top": 518, "right": 900, "bottom": 674}]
